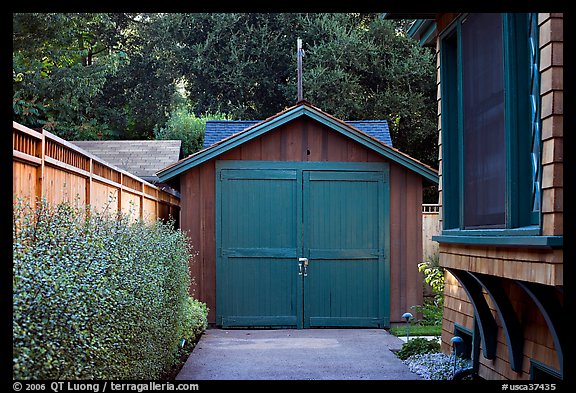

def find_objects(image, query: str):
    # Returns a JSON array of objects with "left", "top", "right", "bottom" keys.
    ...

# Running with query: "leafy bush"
[
  {"left": 181, "top": 296, "right": 209, "bottom": 345},
  {"left": 418, "top": 253, "right": 445, "bottom": 299},
  {"left": 396, "top": 337, "right": 440, "bottom": 360},
  {"left": 13, "top": 198, "right": 207, "bottom": 380},
  {"left": 154, "top": 104, "right": 231, "bottom": 157},
  {"left": 410, "top": 297, "right": 443, "bottom": 326},
  {"left": 404, "top": 352, "right": 471, "bottom": 380}
]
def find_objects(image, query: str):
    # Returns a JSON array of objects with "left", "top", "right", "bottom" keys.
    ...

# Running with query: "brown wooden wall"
[
  {"left": 539, "top": 13, "right": 563, "bottom": 236},
  {"left": 13, "top": 122, "right": 180, "bottom": 223},
  {"left": 180, "top": 116, "right": 425, "bottom": 324}
]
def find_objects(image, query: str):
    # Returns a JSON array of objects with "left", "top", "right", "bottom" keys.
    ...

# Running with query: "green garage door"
[{"left": 216, "top": 161, "right": 390, "bottom": 329}]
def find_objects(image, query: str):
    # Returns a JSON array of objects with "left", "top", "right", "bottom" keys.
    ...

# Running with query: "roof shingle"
[
  {"left": 71, "top": 140, "right": 182, "bottom": 183},
  {"left": 203, "top": 119, "right": 392, "bottom": 148}
]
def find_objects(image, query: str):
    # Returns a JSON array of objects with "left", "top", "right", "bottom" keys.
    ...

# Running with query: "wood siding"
[
  {"left": 440, "top": 244, "right": 562, "bottom": 286},
  {"left": 539, "top": 13, "right": 563, "bottom": 236},
  {"left": 13, "top": 122, "right": 180, "bottom": 223},
  {"left": 180, "top": 116, "right": 425, "bottom": 324}
]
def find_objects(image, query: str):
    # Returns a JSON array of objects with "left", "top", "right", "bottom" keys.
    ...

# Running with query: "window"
[
  {"left": 461, "top": 13, "right": 506, "bottom": 228},
  {"left": 439, "top": 13, "right": 541, "bottom": 235}
]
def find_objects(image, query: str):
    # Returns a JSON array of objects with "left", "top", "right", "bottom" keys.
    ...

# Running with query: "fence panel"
[
  {"left": 422, "top": 204, "right": 440, "bottom": 260},
  {"left": 12, "top": 121, "right": 180, "bottom": 224}
]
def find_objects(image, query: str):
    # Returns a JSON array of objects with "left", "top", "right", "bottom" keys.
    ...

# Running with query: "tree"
[
  {"left": 13, "top": 13, "right": 438, "bottom": 170},
  {"left": 13, "top": 13, "right": 132, "bottom": 139},
  {"left": 295, "top": 14, "right": 438, "bottom": 167},
  {"left": 154, "top": 103, "right": 231, "bottom": 157},
  {"left": 169, "top": 13, "right": 437, "bottom": 167}
]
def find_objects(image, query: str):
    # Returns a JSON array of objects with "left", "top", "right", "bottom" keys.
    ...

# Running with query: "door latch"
[{"left": 299, "top": 258, "right": 309, "bottom": 276}]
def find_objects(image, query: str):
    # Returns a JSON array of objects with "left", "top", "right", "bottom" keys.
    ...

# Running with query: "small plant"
[
  {"left": 395, "top": 337, "right": 440, "bottom": 360},
  {"left": 410, "top": 297, "right": 443, "bottom": 326},
  {"left": 418, "top": 253, "right": 444, "bottom": 302},
  {"left": 404, "top": 352, "right": 471, "bottom": 380},
  {"left": 181, "top": 296, "right": 209, "bottom": 346}
]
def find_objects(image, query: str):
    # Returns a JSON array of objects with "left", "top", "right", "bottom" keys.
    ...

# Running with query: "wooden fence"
[
  {"left": 13, "top": 121, "right": 180, "bottom": 225},
  {"left": 422, "top": 204, "right": 440, "bottom": 260}
]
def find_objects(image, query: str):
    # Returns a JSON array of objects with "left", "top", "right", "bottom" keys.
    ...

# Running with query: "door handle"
[{"left": 299, "top": 258, "right": 309, "bottom": 276}]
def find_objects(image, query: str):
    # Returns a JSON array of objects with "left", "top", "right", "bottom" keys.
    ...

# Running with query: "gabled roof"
[
  {"left": 157, "top": 101, "right": 438, "bottom": 184},
  {"left": 204, "top": 119, "right": 393, "bottom": 148},
  {"left": 71, "top": 140, "right": 182, "bottom": 184}
]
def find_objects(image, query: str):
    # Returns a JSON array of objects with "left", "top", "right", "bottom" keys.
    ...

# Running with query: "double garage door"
[{"left": 216, "top": 161, "right": 390, "bottom": 329}]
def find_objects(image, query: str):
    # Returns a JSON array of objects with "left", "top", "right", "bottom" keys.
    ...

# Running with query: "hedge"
[{"left": 13, "top": 198, "right": 207, "bottom": 380}]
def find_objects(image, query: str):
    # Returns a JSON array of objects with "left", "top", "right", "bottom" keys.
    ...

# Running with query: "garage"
[{"left": 157, "top": 101, "right": 438, "bottom": 328}]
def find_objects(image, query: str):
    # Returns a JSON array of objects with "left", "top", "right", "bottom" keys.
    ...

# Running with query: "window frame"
[
  {"left": 434, "top": 13, "right": 560, "bottom": 247},
  {"left": 529, "top": 359, "right": 562, "bottom": 381}
]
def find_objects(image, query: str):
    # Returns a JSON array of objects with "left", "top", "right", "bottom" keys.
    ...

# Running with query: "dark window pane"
[{"left": 462, "top": 13, "right": 506, "bottom": 228}]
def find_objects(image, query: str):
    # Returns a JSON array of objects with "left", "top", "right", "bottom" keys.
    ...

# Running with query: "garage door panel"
[
  {"left": 304, "top": 170, "right": 386, "bottom": 327},
  {"left": 218, "top": 168, "right": 300, "bottom": 328},
  {"left": 221, "top": 257, "right": 298, "bottom": 327},
  {"left": 306, "top": 173, "right": 380, "bottom": 250},
  {"left": 305, "top": 259, "right": 381, "bottom": 327},
  {"left": 221, "top": 176, "right": 297, "bottom": 249}
]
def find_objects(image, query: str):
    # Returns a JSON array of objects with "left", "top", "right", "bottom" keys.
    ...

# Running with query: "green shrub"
[
  {"left": 396, "top": 337, "right": 440, "bottom": 360},
  {"left": 181, "top": 296, "right": 209, "bottom": 345},
  {"left": 154, "top": 105, "right": 231, "bottom": 156},
  {"left": 418, "top": 253, "right": 445, "bottom": 302},
  {"left": 410, "top": 297, "right": 443, "bottom": 326},
  {"left": 13, "top": 198, "right": 207, "bottom": 380}
]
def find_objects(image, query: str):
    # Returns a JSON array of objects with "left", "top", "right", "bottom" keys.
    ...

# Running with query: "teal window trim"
[
  {"left": 433, "top": 233, "right": 562, "bottom": 248},
  {"left": 528, "top": 13, "right": 542, "bottom": 226},
  {"left": 529, "top": 359, "right": 563, "bottom": 381},
  {"left": 504, "top": 13, "right": 537, "bottom": 228},
  {"left": 438, "top": 13, "right": 542, "bottom": 239},
  {"left": 439, "top": 21, "right": 460, "bottom": 230}
]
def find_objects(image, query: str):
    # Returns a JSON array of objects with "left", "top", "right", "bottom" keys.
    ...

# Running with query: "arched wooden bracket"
[
  {"left": 515, "top": 280, "right": 563, "bottom": 376},
  {"left": 470, "top": 273, "right": 524, "bottom": 373},
  {"left": 446, "top": 268, "right": 497, "bottom": 360}
]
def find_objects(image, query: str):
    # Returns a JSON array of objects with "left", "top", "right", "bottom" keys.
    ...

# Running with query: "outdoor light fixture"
[
  {"left": 450, "top": 336, "right": 464, "bottom": 377},
  {"left": 402, "top": 312, "right": 413, "bottom": 341}
]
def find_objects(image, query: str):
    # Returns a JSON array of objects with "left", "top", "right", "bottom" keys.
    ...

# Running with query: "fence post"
[
  {"left": 86, "top": 157, "right": 93, "bottom": 213},
  {"left": 35, "top": 130, "right": 45, "bottom": 202},
  {"left": 118, "top": 173, "right": 123, "bottom": 214}
]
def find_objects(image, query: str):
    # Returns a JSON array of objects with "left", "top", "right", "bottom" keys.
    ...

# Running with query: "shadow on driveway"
[{"left": 176, "top": 328, "right": 421, "bottom": 380}]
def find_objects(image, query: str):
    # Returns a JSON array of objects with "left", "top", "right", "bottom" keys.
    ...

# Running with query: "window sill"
[{"left": 432, "top": 228, "right": 563, "bottom": 248}]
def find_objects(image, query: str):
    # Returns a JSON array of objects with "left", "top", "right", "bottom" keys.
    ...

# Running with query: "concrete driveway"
[{"left": 176, "top": 328, "right": 421, "bottom": 380}]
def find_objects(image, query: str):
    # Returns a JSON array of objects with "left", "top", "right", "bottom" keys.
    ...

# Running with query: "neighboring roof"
[
  {"left": 204, "top": 120, "right": 393, "bottom": 148},
  {"left": 157, "top": 101, "right": 438, "bottom": 184},
  {"left": 71, "top": 140, "right": 182, "bottom": 183}
]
